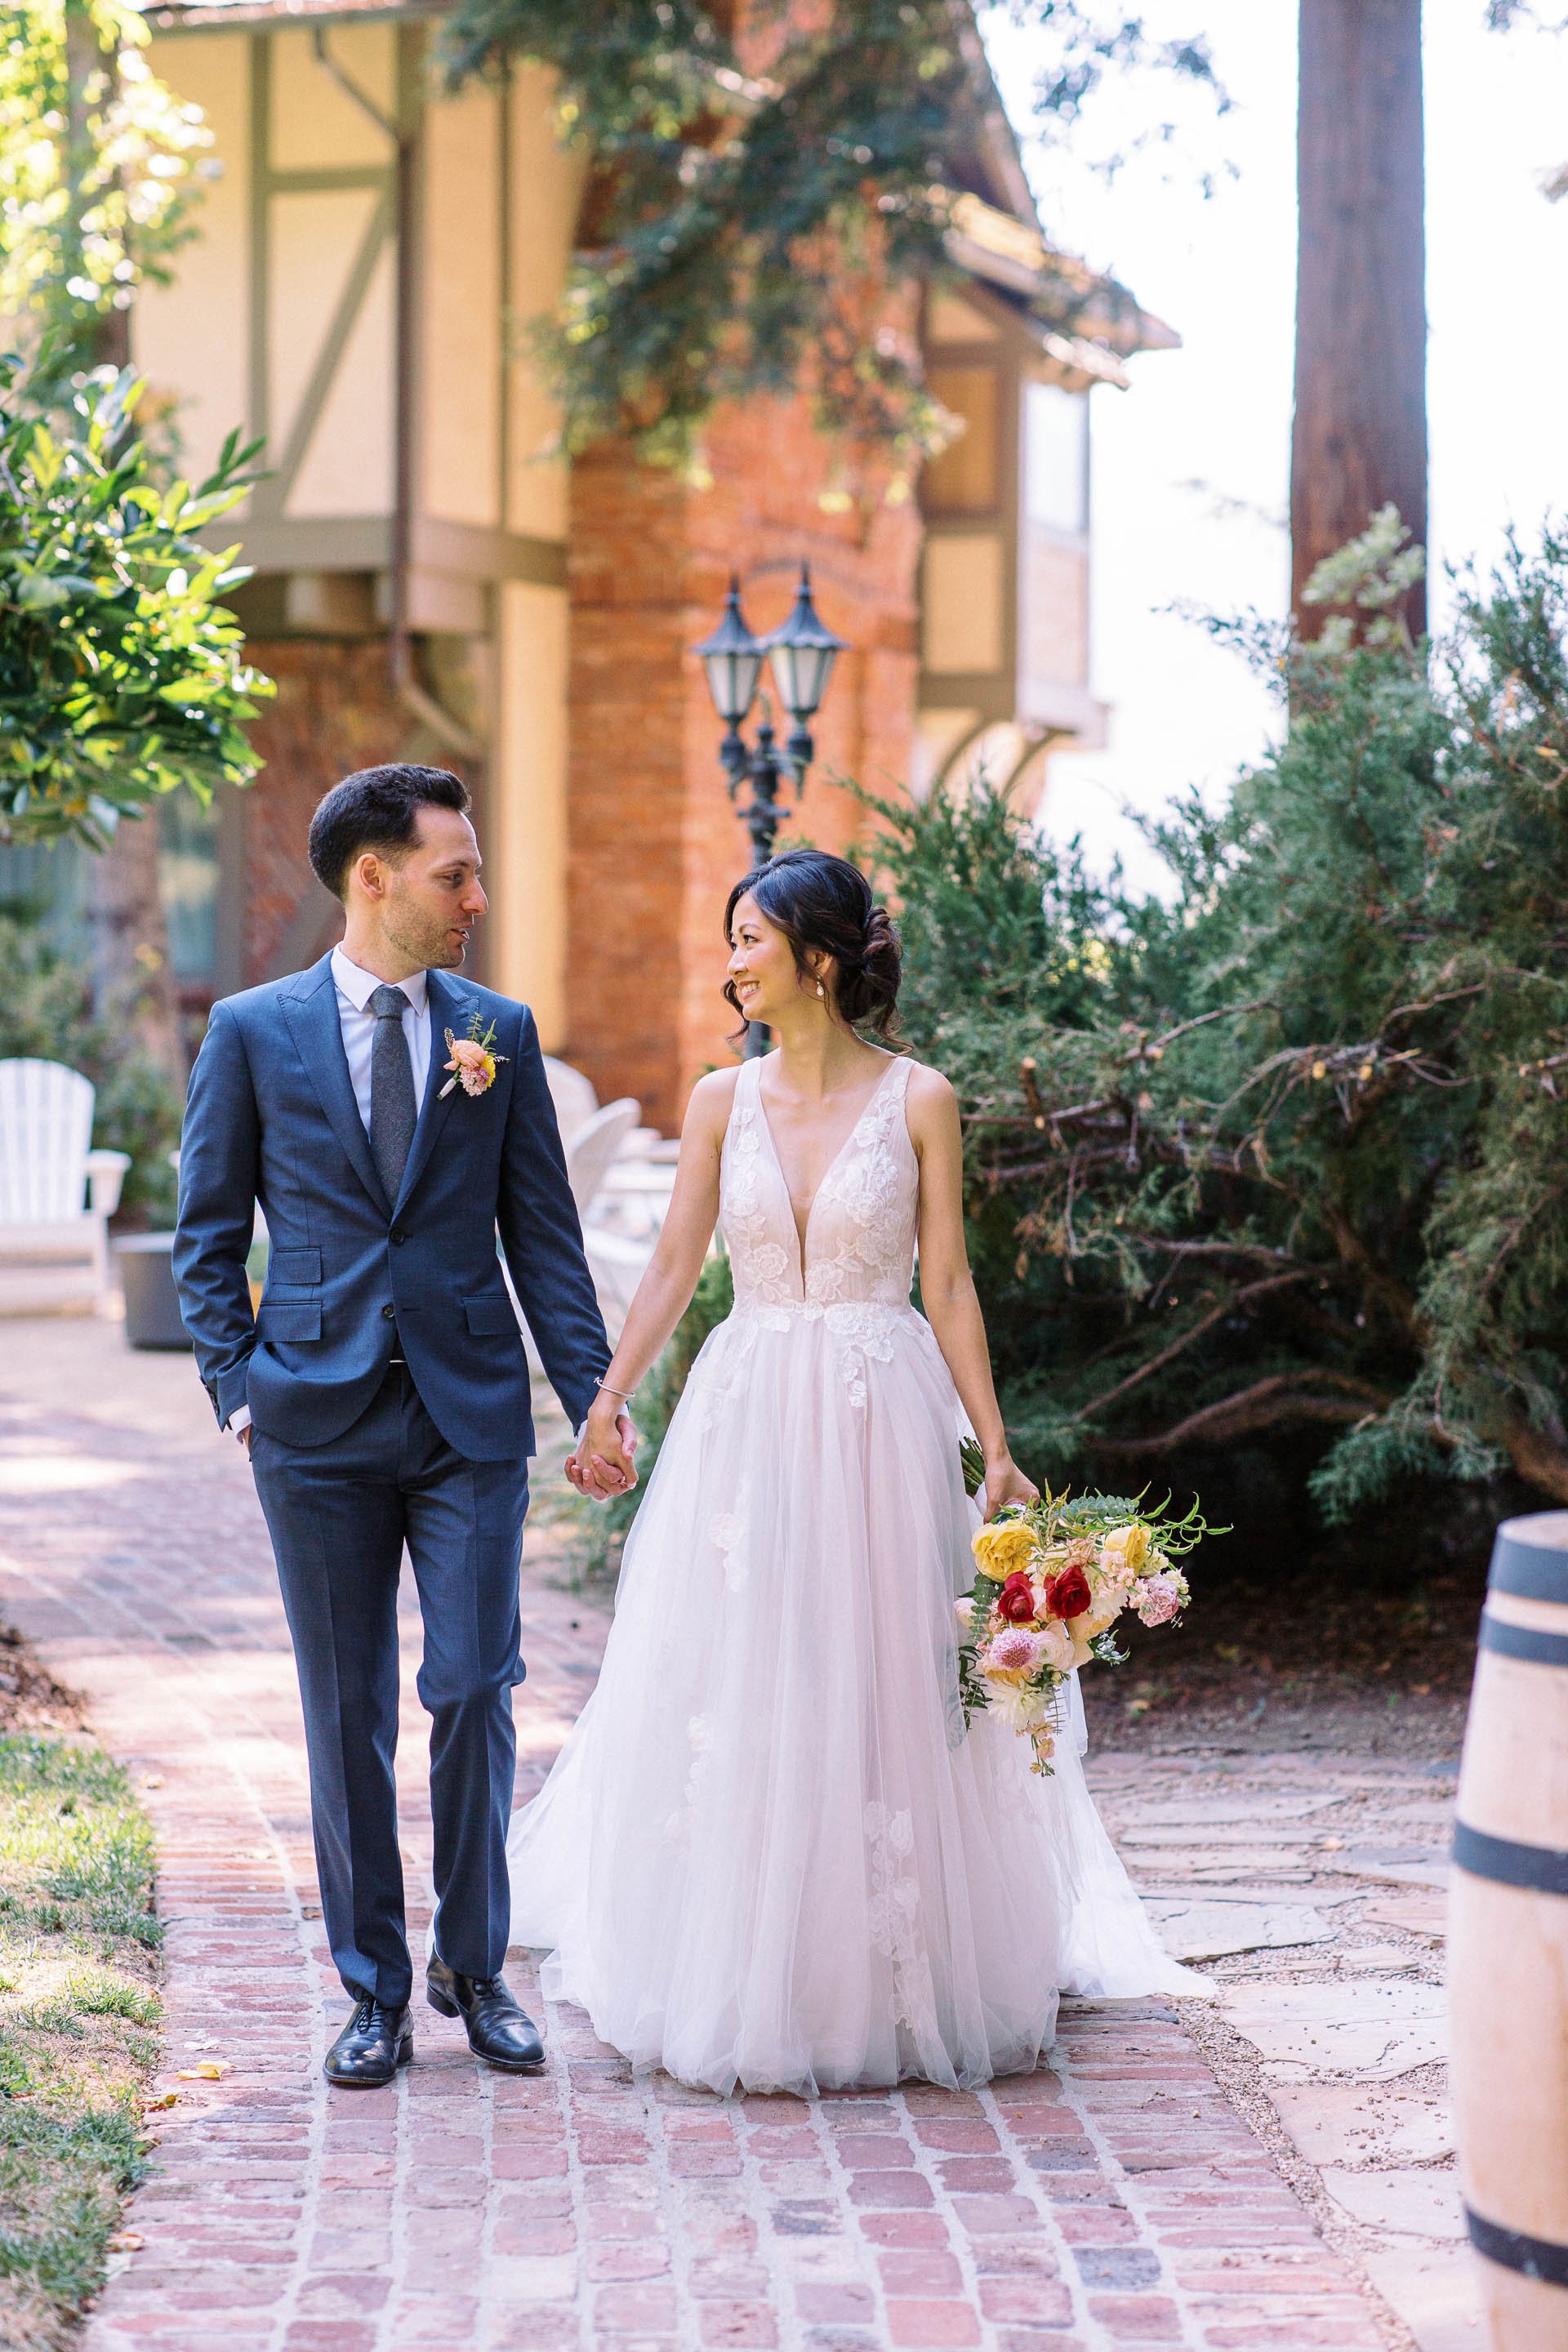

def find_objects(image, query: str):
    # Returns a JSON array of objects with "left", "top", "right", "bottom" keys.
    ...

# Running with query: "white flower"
[{"left": 984, "top": 1679, "right": 1055, "bottom": 1734}]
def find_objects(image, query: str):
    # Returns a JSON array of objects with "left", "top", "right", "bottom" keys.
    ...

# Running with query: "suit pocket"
[
  {"left": 267, "top": 1248, "right": 322, "bottom": 1292},
  {"left": 464, "top": 1293, "right": 519, "bottom": 1338},
  {"left": 256, "top": 1300, "right": 322, "bottom": 1343}
]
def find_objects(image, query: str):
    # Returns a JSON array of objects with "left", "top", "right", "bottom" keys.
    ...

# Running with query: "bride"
[{"left": 509, "top": 849, "right": 1201, "bottom": 2096}]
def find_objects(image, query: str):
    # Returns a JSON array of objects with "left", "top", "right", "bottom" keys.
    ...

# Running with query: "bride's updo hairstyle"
[{"left": 724, "top": 849, "right": 904, "bottom": 1045}]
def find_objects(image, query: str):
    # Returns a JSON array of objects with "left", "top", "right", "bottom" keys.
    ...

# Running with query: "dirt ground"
[
  {"left": 0, "top": 1620, "right": 85, "bottom": 1733},
  {"left": 1107, "top": 1546, "right": 1479, "bottom": 1762}
]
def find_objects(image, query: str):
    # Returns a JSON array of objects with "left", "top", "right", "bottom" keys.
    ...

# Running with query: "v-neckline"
[{"left": 753, "top": 1054, "right": 901, "bottom": 1285}]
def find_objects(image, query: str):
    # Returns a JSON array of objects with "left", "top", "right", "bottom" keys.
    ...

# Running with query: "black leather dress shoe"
[
  {"left": 323, "top": 1997, "right": 412, "bottom": 2087},
  {"left": 426, "top": 1956, "right": 546, "bottom": 2072}
]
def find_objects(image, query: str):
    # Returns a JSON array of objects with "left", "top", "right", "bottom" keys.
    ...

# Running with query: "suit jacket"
[{"left": 172, "top": 954, "right": 610, "bottom": 1459}]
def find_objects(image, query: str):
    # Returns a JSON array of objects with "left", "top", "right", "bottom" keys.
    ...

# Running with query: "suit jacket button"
[
  {"left": 381, "top": 1303, "right": 396, "bottom": 1320},
  {"left": 391, "top": 1229, "right": 408, "bottom": 1245}
]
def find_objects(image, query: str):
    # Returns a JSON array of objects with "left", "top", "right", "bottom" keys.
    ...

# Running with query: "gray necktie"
[{"left": 369, "top": 984, "right": 417, "bottom": 1207}]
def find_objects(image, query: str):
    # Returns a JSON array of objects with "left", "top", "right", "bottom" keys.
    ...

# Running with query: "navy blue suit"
[{"left": 174, "top": 953, "right": 609, "bottom": 2007}]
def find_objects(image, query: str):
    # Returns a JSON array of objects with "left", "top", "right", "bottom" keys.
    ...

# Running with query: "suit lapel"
[
  {"left": 394, "top": 968, "right": 471, "bottom": 1214},
  {"left": 281, "top": 956, "right": 391, "bottom": 1217}
]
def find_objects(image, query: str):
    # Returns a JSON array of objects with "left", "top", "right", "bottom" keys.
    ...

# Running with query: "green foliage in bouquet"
[
  {"left": 0, "top": 355, "right": 270, "bottom": 845},
  {"left": 875, "top": 518, "right": 1568, "bottom": 1521}
]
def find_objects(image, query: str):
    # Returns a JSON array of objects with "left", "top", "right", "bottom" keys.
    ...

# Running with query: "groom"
[{"left": 174, "top": 763, "right": 631, "bottom": 2087}]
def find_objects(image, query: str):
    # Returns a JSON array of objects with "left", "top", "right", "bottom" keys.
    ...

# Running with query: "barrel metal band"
[
  {"left": 1481, "top": 1613, "right": 1568, "bottom": 1668},
  {"left": 1453, "top": 1820, "right": 1568, "bottom": 1895},
  {"left": 1468, "top": 2206, "right": 1568, "bottom": 2290},
  {"left": 1491, "top": 1536, "right": 1568, "bottom": 1603}
]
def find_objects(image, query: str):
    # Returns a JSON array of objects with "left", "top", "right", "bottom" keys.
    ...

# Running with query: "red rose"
[
  {"left": 1045, "top": 1565, "right": 1092, "bottom": 1621},
  {"left": 996, "top": 1572, "right": 1036, "bottom": 1625}
]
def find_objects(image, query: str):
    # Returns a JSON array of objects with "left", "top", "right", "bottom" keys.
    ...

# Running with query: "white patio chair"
[
  {"left": 566, "top": 1098, "right": 642, "bottom": 1224},
  {"left": 543, "top": 1055, "right": 599, "bottom": 1147},
  {"left": 0, "top": 1058, "right": 131, "bottom": 1312}
]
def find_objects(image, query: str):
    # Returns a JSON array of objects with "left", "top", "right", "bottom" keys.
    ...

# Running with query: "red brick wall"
[
  {"left": 237, "top": 639, "right": 481, "bottom": 987},
  {"left": 563, "top": 389, "right": 921, "bottom": 1132}
]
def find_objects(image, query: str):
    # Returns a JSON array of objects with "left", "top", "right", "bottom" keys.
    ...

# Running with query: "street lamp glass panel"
[
  {"left": 693, "top": 579, "right": 764, "bottom": 725},
  {"left": 765, "top": 564, "right": 850, "bottom": 723}
]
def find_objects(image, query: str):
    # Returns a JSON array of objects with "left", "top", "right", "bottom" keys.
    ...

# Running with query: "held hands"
[
  {"left": 982, "top": 1453, "right": 1038, "bottom": 1522},
  {"left": 566, "top": 1401, "right": 639, "bottom": 1503}
]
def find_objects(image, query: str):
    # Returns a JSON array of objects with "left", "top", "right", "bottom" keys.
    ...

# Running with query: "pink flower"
[
  {"left": 985, "top": 1626, "right": 1046, "bottom": 1677},
  {"left": 439, "top": 1025, "right": 506, "bottom": 1100},
  {"left": 449, "top": 1039, "right": 495, "bottom": 1095},
  {"left": 1134, "top": 1572, "right": 1183, "bottom": 1628}
]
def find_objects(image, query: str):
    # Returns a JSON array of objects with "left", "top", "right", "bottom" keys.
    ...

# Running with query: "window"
[
  {"left": 1023, "top": 381, "right": 1089, "bottom": 536},
  {"left": 158, "top": 794, "right": 220, "bottom": 984}
]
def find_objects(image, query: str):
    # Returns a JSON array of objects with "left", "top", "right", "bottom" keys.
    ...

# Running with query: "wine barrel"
[{"left": 1452, "top": 1510, "right": 1568, "bottom": 2350}]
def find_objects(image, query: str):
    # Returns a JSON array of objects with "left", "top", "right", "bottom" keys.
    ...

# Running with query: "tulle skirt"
[{"left": 508, "top": 1300, "right": 1204, "bottom": 2096}]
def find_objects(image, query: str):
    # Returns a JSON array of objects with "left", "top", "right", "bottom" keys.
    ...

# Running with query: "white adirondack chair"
[
  {"left": 543, "top": 1055, "right": 599, "bottom": 1147},
  {"left": 566, "top": 1098, "right": 641, "bottom": 1224},
  {"left": 0, "top": 1059, "right": 131, "bottom": 1312}
]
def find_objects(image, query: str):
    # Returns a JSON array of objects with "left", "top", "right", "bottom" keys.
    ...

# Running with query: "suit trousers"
[{"left": 250, "top": 1363, "right": 530, "bottom": 2009}]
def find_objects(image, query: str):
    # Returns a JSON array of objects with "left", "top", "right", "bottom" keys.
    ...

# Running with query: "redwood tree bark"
[{"left": 1292, "top": 0, "right": 1428, "bottom": 635}]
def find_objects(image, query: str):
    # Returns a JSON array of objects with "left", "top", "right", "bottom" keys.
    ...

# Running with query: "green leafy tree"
[
  {"left": 0, "top": 354, "right": 271, "bottom": 846},
  {"left": 441, "top": 1, "right": 1225, "bottom": 473},
  {"left": 1, "top": 0, "right": 216, "bottom": 384},
  {"left": 872, "top": 520, "right": 1568, "bottom": 1517}
]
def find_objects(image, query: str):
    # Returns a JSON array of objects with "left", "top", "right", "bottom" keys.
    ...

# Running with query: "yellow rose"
[
  {"left": 971, "top": 1520, "right": 1040, "bottom": 1580},
  {"left": 1101, "top": 1523, "right": 1152, "bottom": 1577}
]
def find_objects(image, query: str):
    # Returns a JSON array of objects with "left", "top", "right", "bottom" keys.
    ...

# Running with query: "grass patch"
[{"left": 0, "top": 1735, "right": 161, "bottom": 2346}]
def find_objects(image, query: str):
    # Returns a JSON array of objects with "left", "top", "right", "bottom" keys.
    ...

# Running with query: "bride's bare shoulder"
[
  {"left": 898, "top": 1058, "right": 960, "bottom": 1148},
  {"left": 900, "top": 1057, "right": 957, "bottom": 1109},
  {"left": 683, "top": 1065, "right": 744, "bottom": 1136}
]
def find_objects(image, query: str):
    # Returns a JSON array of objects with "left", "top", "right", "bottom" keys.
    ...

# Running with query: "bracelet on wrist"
[{"left": 597, "top": 1381, "right": 635, "bottom": 1401}]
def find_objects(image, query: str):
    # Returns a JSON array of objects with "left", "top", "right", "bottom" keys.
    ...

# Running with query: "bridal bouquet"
[{"left": 956, "top": 1477, "right": 1210, "bottom": 1774}]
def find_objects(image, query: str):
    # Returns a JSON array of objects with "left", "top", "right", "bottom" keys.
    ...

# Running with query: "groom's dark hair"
[{"left": 309, "top": 764, "right": 472, "bottom": 899}]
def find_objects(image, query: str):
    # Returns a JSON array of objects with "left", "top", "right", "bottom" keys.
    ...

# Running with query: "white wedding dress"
[{"left": 509, "top": 1053, "right": 1203, "bottom": 2096}]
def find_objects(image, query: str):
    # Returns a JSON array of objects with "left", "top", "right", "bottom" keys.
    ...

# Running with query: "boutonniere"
[{"left": 439, "top": 1011, "right": 507, "bottom": 1099}]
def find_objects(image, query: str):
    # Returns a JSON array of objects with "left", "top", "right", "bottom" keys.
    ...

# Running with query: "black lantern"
[
  {"left": 693, "top": 576, "right": 764, "bottom": 733},
  {"left": 766, "top": 563, "right": 849, "bottom": 733},
  {"left": 691, "top": 563, "right": 849, "bottom": 1058}
]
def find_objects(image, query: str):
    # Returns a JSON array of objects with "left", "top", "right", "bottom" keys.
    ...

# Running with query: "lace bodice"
[{"left": 719, "top": 1053, "right": 917, "bottom": 1311}]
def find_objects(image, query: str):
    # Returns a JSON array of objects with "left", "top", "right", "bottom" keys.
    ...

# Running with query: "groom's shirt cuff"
[{"left": 225, "top": 1405, "right": 253, "bottom": 1441}]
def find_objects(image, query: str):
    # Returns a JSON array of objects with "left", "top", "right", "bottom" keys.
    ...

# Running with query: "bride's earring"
[{"left": 815, "top": 980, "right": 826, "bottom": 999}]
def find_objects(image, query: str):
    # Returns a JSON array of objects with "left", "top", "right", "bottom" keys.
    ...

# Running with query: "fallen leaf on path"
[
  {"left": 176, "top": 2062, "right": 229, "bottom": 2080},
  {"left": 107, "top": 2234, "right": 143, "bottom": 2253},
  {"left": 144, "top": 2093, "right": 177, "bottom": 2111}
]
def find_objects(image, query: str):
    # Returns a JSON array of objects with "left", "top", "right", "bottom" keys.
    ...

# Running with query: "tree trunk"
[
  {"left": 89, "top": 815, "right": 185, "bottom": 1079},
  {"left": 1292, "top": 0, "right": 1428, "bottom": 636}
]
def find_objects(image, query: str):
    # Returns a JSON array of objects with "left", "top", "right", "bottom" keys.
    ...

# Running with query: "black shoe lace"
[
  {"left": 471, "top": 1978, "right": 504, "bottom": 2000},
  {"left": 351, "top": 1996, "right": 375, "bottom": 2032}
]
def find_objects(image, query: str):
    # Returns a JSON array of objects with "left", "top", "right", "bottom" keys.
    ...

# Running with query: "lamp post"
[{"left": 693, "top": 566, "right": 849, "bottom": 1056}]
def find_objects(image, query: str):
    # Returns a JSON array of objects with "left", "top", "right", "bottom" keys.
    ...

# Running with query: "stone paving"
[
  {"left": 0, "top": 1317, "right": 1421, "bottom": 2352},
  {"left": 1087, "top": 1761, "right": 1476, "bottom": 2352}
]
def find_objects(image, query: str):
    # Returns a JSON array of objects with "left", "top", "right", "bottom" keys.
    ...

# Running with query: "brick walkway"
[{"left": 0, "top": 1321, "right": 1396, "bottom": 2352}]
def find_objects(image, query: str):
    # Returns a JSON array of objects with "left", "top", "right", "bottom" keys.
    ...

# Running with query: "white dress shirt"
[
  {"left": 329, "top": 944, "right": 432, "bottom": 1131},
  {"left": 229, "top": 949, "right": 434, "bottom": 1441}
]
